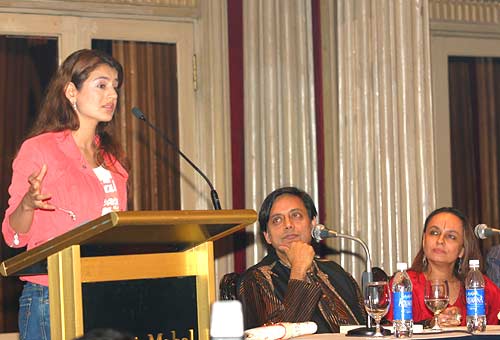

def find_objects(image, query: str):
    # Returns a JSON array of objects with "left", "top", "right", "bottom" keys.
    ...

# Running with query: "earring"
[
  {"left": 422, "top": 255, "right": 428, "bottom": 268},
  {"left": 456, "top": 257, "right": 463, "bottom": 273},
  {"left": 72, "top": 101, "right": 77, "bottom": 111}
]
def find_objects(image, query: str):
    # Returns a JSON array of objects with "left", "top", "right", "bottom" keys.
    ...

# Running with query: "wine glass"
[
  {"left": 364, "top": 281, "right": 391, "bottom": 337},
  {"left": 424, "top": 279, "right": 450, "bottom": 331}
]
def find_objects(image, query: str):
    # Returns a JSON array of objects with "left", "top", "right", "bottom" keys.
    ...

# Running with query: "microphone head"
[
  {"left": 131, "top": 107, "right": 146, "bottom": 121},
  {"left": 311, "top": 224, "right": 337, "bottom": 241},
  {"left": 311, "top": 224, "right": 325, "bottom": 241},
  {"left": 474, "top": 224, "right": 489, "bottom": 239}
]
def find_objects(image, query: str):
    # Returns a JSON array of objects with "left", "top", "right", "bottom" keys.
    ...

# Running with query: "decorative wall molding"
[
  {"left": 429, "top": 0, "right": 500, "bottom": 38},
  {"left": 62, "top": 0, "right": 197, "bottom": 6},
  {"left": 0, "top": 0, "right": 200, "bottom": 18},
  {"left": 429, "top": 0, "right": 500, "bottom": 24}
]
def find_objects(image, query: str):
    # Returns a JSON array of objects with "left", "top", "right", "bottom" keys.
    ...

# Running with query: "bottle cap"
[
  {"left": 396, "top": 262, "right": 408, "bottom": 270},
  {"left": 469, "top": 259, "right": 480, "bottom": 266}
]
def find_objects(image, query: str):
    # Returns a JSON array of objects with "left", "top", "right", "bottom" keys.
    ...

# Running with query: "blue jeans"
[{"left": 19, "top": 282, "right": 50, "bottom": 340}]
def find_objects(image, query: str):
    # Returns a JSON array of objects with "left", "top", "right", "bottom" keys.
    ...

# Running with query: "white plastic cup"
[{"left": 210, "top": 300, "right": 244, "bottom": 340}]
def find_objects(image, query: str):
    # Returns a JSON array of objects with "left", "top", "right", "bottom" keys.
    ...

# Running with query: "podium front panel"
[{"left": 82, "top": 277, "right": 198, "bottom": 339}]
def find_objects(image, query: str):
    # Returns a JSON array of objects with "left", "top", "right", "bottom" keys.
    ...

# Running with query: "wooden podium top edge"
[
  {"left": 110, "top": 209, "right": 257, "bottom": 225},
  {"left": 0, "top": 209, "right": 257, "bottom": 277}
]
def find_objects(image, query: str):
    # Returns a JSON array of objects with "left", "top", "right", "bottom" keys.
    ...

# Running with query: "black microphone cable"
[{"left": 131, "top": 107, "right": 222, "bottom": 210}]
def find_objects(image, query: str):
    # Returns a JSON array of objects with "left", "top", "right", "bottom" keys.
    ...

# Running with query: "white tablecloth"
[{"left": 295, "top": 325, "right": 500, "bottom": 339}]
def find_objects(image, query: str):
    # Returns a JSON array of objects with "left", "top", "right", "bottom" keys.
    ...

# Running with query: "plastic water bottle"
[
  {"left": 392, "top": 262, "right": 413, "bottom": 338},
  {"left": 466, "top": 259, "right": 486, "bottom": 333}
]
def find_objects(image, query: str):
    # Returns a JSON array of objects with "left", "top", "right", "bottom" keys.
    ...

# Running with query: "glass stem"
[{"left": 434, "top": 313, "right": 440, "bottom": 329}]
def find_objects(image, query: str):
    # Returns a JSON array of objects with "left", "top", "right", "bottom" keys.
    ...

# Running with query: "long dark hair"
[
  {"left": 28, "top": 49, "right": 128, "bottom": 173},
  {"left": 411, "top": 207, "right": 482, "bottom": 281}
]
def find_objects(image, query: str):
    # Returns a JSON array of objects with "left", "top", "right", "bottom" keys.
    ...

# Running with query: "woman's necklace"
[{"left": 448, "top": 279, "right": 462, "bottom": 305}]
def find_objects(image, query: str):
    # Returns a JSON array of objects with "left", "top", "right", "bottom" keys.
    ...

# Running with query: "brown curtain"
[
  {"left": 112, "top": 41, "right": 181, "bottom": 211},
  {"left": 449, "top": 57, "right": 500, "bottom": 255}
]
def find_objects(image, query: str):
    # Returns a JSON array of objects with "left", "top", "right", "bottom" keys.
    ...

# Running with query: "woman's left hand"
[{"left": 438, "top": 306, "right": 462, "bottom": 327}]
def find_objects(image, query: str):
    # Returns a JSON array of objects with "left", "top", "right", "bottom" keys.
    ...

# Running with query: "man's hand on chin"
[{"left": 279, "top": 241, "right": 315, "bottom": 280}]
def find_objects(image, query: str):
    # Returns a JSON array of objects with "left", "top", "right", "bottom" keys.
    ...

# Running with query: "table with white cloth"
[{"left": 295, "top": 326, "right": 500, "bottom": 340}]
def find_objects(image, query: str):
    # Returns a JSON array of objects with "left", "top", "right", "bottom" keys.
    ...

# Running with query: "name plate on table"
[{"left": 82, "top": 276, "right": 198, "bottom": 339}]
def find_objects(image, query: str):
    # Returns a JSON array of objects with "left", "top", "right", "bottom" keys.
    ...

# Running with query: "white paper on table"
[{"left": 245, "top": 322, "right": 317, "bottom": 340}]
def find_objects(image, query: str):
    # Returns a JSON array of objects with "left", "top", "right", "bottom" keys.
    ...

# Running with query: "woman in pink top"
[
  {"left": 2, "top": 49, "right": 129, "bottom": 340},
  {"left": 387, "top": 207, "right": 500, "bottom": 328}
]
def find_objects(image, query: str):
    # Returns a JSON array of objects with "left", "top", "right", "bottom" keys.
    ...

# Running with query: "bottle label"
[
  {"left": 392, "top": 291, "right": 413, "bottom": 320},
  {"left": 466, "top": 288, "right": 485, "bottom": 316}
]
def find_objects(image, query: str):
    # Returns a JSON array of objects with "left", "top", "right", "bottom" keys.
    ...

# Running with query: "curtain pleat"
[
  {"left": 320, "top": 0, "right": 435, "bottom": 281},
  {"left": 243, "top": 0, "right": 318, "bottom": 266},
  {"left": 112, "top": 41, "right": 180, "bottom": 211}
]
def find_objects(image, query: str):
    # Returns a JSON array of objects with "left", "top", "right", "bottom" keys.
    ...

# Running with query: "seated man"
[
  {"left": 237, "top": 186, "right": 366, "bottom": 333},
  {"left": 486, "top": 244, "right": 500, "bottom": 288}
]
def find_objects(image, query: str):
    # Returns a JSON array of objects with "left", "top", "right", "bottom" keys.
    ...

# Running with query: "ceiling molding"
[
  {"left": 429, "top": 0, "right": 500, "bottom": 37},
  {"left": 0, "top": 0, "right": 200, "bottom": 19},
  {"left": 430, "top": 0, "right": 500, "bottom": 25}
]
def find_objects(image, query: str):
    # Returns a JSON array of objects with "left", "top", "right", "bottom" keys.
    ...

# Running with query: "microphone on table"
[
  {"left": 474, "top": 224, "right": 500, "bottom": 239},
  {"left": 131, "top": 107, "right": 222, "bottom": 210},
  {"left": 311, "top": 224, "right": 391, "bottom": 337}
]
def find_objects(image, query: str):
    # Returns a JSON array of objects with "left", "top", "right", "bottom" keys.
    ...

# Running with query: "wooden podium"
[{"left": 0, "top": 209, "right": 257, "bottom": 340}]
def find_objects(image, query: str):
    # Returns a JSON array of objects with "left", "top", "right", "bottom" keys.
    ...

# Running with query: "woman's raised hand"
[{"left": 23, "top": 164, "right": 54, "bottom": 211}]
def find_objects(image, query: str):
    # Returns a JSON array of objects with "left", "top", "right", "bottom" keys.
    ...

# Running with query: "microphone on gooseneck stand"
[
  {"left": 311, "top": 224, "right": 373, "bottom": 294},
  {"left": 474, "top": 224, "right": 500, "bottom": 239},
  {"left": 311, "top": 224, "right": 391, "bottom": 337},
  {"left": 131, "top": 107, "right": 222, "bottom": 210}
]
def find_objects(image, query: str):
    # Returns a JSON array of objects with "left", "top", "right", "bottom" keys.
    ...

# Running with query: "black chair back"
[
  {"left": 372, "top": 266, "right": 389, "bottom": 281},
  {"left": 219, "top": 272, "right": 240, "bottom": 300}
]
